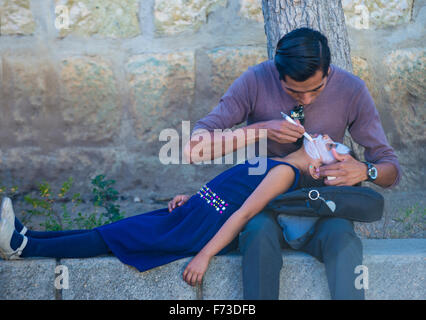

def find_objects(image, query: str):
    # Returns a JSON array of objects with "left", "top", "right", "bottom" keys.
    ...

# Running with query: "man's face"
[{"left": 281, "top": 67, "right": 330, "bottom": 105}]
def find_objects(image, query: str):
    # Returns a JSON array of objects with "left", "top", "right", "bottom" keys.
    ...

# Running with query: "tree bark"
[
  {"left": 262, "top": 0, "right": 363, "bottom": 158},
  {"left": 262, "top": 0, "right": 352, "bottom": 71}
]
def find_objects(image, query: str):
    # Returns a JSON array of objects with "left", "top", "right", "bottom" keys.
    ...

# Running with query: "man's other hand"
[{"left": 319, "top": 148, "right": 367, "bottom": 186}]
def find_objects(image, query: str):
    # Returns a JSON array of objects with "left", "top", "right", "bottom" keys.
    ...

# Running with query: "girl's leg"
[
  {"left": 20, "top": 229, "right": 110, "bottom": 259},
  {"left": 26, "top": 228, "right": 92, "bottom": 239},
  {"left": 2, "top": 198, "right": 108, "bottom": 259},
  {"left": 3, "top": 198, "right": 93, "bottom": 239},
  {"left": 12, "top": 216, "right": 26, "bottom": 234},
  {"left": 14, "top": 215, "right": 91, "bottom": 238}
]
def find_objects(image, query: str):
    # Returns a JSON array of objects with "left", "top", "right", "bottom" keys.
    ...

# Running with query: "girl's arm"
[{"left": 182, "top": 164, "right": 296, "bottom": 286}]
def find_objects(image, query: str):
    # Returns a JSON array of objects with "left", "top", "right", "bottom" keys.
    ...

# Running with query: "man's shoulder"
[
  {"left": 248, "top": 59, "right": 276, "bottom": 78},
  {"left": 329, "top": 64, "right": 366, "bottom": 92},
  {"left": 250, "top": 59, "right": 274, "bottom": 70}
]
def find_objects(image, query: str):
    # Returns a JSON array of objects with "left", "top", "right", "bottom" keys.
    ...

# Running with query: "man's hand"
[
  {"left": 168, "top": 194, "right": 190, "bottom": 212},
  {"left": 182, "top": 252, "right": 211, "bottom": 286},
  {"left": 263, "top": 119, "right": 305, "bottom": 144},
  {"left": 319, "top": 148, "right": 368, "bottom": 186}
]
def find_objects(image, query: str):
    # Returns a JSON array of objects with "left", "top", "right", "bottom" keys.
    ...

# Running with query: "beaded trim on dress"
[{"left": 196, "top": 185, "right": 229, "bottom": 214}]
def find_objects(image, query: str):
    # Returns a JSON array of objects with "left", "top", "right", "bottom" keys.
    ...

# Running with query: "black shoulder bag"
[{"left": 265, "top": 186, "right": 384, "bottom": 222}]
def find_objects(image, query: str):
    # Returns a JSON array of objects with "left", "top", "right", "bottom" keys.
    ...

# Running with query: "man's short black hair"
[{"left": 274, "top": 27, "right": 331, "bottom": 82}]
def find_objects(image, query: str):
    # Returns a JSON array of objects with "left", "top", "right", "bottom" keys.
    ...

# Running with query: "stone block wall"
[{"left": 0, "top": 0, "right": 424, "bottom": 238}]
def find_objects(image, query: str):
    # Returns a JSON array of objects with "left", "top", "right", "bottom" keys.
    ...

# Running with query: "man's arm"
[
  {"left": 184, "top": 122, "right": 265, "bottom": 163},
  {"left": 320, "top": 149, "right": 398, "bottom": 188},
  {"left": 319, "top": 84, "right": 402, "bottom": 188},
  {"left": 185, "top": 120, "right": 305, "bottom": 163}
]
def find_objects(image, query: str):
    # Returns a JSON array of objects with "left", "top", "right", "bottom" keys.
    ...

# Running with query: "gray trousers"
[{"left": 237, "top": 211, "right": 365, "bottom": 300}]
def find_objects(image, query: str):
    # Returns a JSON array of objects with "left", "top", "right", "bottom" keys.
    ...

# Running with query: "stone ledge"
[
  {"left": 0, "top": 258, "right": 57, "bottom": 300},
  {"left": 0, "top": 239, "right": 425, "bottom": 300}
]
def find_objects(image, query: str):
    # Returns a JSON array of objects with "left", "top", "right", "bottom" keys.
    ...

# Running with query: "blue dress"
[{"left": 96, "top": 157, "right": 300, "bottom": 272}]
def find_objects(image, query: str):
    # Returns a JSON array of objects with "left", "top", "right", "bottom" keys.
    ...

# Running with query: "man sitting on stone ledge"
[{"left": 184, "top": 27, "right": 401, "bottom": 300}]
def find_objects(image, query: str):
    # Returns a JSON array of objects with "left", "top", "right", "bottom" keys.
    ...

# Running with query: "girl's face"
[
  {"left": 304, "top": 134, "right": 350, "bottom": 165},
  {"left": 304, "top": 134, "right": 351, "bottom": 180}
]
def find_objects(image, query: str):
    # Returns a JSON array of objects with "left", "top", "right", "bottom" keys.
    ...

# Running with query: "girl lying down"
[{"left": 0, "top": 134, "right": 351, "bottom": 286}]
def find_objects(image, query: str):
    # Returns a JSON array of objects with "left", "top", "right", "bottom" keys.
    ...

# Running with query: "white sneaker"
[
  {"left": 1, "top": 197, "right": 27, "bottom": 235},
  {"left": 0, "top": 219, "right": 28, "bottom": 260}
]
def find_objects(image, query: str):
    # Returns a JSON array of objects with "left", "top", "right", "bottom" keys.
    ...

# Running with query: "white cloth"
[{"left": 303, "top": 135, "right": 351, "bottom": 164}]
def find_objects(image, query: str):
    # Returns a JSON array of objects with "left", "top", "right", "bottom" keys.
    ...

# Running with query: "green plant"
[
  {"left": 91, "top": 175, "right": 124, "bottom": 224},
  {"left": 21, "top": 175, "right": 125, "bottom": 231}
]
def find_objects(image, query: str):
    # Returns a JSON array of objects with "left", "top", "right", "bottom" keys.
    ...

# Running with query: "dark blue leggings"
[{"left": 21, "top": 229, "right": 110, "bottom": 259}]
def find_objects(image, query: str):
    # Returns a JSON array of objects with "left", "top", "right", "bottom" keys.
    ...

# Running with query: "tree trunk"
[
  {"left": 262, "top": 0, "right": 363, "bottom": 157},
  {"left": 262, "top": 0, "right": 352, "bottom": 71}
]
